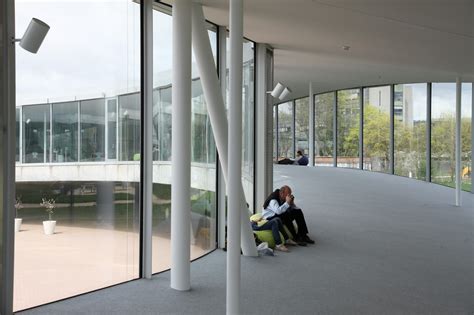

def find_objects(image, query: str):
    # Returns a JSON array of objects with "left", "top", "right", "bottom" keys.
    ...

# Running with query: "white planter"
[
  {"left": 15, "top": 218, "right": 22, "bottom": 232},
  {"left": 43, "top": 220, "right": 56, "bottom": 235}
]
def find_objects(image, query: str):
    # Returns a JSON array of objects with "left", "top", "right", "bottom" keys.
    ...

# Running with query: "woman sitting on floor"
[{"left": 250, "top": 213, "right": 297, "bottom": 252}]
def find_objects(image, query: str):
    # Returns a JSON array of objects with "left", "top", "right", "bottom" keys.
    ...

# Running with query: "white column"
[
  {"left": 171, "top": 0, "right": 192, "bottom": 291},
  {"left": 308, "top": 82, "right": 315, "bottom": 166},
  {"left": 191, "top": 4, "right": 257, "bottom": 257},
  {"left": 141, "top": 0, "right": 153, "bottom": 280},
  {"left": 217, "top": 25, "right": 227, "bottom": 249},
  {"left": 455, "top": 77, "right": 461, "bottom": 206},
  {"left": 228, "top": 0, "right": 243, "bottom": 313}
]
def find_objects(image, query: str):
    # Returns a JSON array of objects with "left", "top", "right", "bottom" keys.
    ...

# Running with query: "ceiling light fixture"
[
  {"left": 267, "top": 82, "right": 292, "bottom": 100},
  {"left": 13, "top": 18, "right": 50, "bottom": 54},
  {"left": 278, "top": 87, "right": 292, "bottom": 100}
]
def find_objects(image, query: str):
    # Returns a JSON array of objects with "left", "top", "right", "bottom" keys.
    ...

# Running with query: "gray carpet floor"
[{"left": 20, "top": 166, "right": 474, "bottom": 314}]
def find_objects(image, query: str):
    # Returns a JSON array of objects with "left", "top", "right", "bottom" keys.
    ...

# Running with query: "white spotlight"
[
  {"left": 14, "top": 18, "right": 50, "bottom": 54},
  {"left": 270, "top": 82, "right": 285, "bottom": 98},
  {"left": 279, "top": 87, "right": 292, "bottom": 100}
]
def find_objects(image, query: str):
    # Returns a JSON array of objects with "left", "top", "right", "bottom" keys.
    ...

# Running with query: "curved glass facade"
[
  {"left": 275, "top": 82, "right": 473, "bottom": 192},
  {"left": 14, "top": 2, "right": 256, "bottom": 311}
]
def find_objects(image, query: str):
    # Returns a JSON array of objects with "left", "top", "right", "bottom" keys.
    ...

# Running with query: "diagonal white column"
[
  {"left": 191, "top": 4, "right": 257, "bottom": 257},
  {"left": 227, "top": 0, "right": 244, "bottom": 313},
  {"left": 171, "top": 0, "right": 192, "bottom": 291}
]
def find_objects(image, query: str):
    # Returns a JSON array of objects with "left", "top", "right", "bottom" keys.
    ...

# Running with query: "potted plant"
[
  {"left": 14, "top": 197, "right": 23, "bottom": 232},
  {"left": 40, "top": 198, "right": 56, "bottom": 235}
]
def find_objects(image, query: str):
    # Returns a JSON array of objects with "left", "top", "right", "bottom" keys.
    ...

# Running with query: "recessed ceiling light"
[{"left": 342, "top": 45, "right": 350, "bottom": 51}]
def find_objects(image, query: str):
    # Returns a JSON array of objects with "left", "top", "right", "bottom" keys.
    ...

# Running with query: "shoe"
[
  {"left": 275, "top": 244, "right": 289, "bottom": 252},
  {"left": 285, "top": 239, "right": 298, "bottom": 246},
  {"left": 295, "top": 236, "right": 307, "bottom": 246},
  {"left": 302, "top": 235, "right": 315, "bottom": 244}
]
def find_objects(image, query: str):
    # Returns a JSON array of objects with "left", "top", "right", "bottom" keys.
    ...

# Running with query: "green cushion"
[{"left": 254, "top": 230, "right": 285, "bottom": 249}]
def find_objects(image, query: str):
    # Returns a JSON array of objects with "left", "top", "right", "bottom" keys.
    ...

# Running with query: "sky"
[
  {"left": 16, "top": 0, "right": 218, "bottom": 105},
  {"left": 15, "top": 0, "right": 473, "bottom": 121}
]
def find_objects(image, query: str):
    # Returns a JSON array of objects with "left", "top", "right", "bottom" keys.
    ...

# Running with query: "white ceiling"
[{"left": 171, "top": 0, "right": 474, "bottom": 99}]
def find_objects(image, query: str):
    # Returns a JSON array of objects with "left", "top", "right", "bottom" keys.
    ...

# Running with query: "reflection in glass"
[
  {"left": 119, "top": 93, "right": 141, "bottom": 161},
  {"left": 242, "top": 41, "right": 255, "bottom": 209},
  {"left": 273, "top": 106, "right": 277, "bottom": 162},
  {"left": 461, "top": 83, "right": 472, "bottom": 192},
  {"left": 151, "top": 9, "right": 217, "bottom": 274},
  {"left": 431, "top": 83, "right": 456, "bottom": 187},
  {"left": 277, "top": 102, "right": 294, "bottom": 158},
  {"left": 14, "top": 0, "right": 141, "bottom": 311},
  {"left": 295, "top": 97, "right": 309, "bottom": 155},
  {"left": 22, "top": 104, "right": 50, "bottom": 164},
  {"left": 16, "top": 108, "right": 20, "bottom": 162},
  {"left": 337, "top": 89, "right": 360, "bottom": 168},
  {"left": 80, "top": 98, "right": 105, "bottom": 161},
  {"left": 394, "top": 84, "right": 427, "bottom": 180},
  {"left": 363, "top": 86, "right": 390, "bottom": 172},
  {"left": 107, "top": 99, "right": 118, "bottom": 160},
  {"left": 52, "top": 102, "right": 79, "bottom": 162},
  {"left": 314, "top": 93, "right": 334, "bottom": 166}
]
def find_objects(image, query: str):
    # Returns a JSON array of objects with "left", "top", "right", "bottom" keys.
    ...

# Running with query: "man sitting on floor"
[
  {"left": 262, "top": 185, "right": 315, "bottom": 245},
  {"left": 294, "top": 150, "right": 309, "bottom": 166}
]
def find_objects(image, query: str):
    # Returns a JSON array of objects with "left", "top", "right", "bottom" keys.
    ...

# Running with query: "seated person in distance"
[{"left": 294, "top": 150, "right": 309, "bottom": 166}]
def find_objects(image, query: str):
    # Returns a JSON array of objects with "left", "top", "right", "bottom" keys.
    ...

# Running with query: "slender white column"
[
  {"left": 191, "top": 4, "right": 257, "bottom": 257},
  {"left": 217, "top": 25, "right": 227, "bottom": 249},
  {"left": 455, "top": 77, "right": 462, "bottom": 206},
  {"left": 309, "top": 82, "right": 315, "bottom": 166},
  {"left": 141, "top": 0, "right": 153, "bottom": 280},
  {"left": 228, "top": 0, "right": 243, "bottom": 313},
  {"left": 171, "top": 0, "right": 192, "bottom": 291}
]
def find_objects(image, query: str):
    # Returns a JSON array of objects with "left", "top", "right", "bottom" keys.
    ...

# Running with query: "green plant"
[{"left": 40, "top": 198, "right": 56, "bottom": 221}]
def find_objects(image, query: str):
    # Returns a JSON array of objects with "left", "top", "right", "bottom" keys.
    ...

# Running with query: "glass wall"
[
  {"left": 277, "top": 102, "right": 294, "bottom": 159},
  {"left": 314, "top": 92, "right": 334, "bottom": 166},
  {"left": 16, "top": 108, "right": 20, "bottom": 162},
  {"left": 461, "top": 83, "right": 472, "bottom": 192},
  {"left": 363, "top": 86, "right": 390, "bottom": 172},
  {"left": 337, "top": 89, "right": 360, "bottom": 168},
  {"left": 151, "top": 9, "right": 217, "bottom": 274},
  {"left": 274, "top": 81, "right": 471, "bottom": 193},
  {"left": 22, "top": 104, "right": 50, "bottom": 164},
  {"left": 295, "top": 97, "right": 309, "bottom": 155},
  {"left": 52, "top": 101, "right": 79, "bottom": 163},
  {"left": 242, "top": 41, "right": 255, "bottom": 209},
  {"left": 273, "top": 105, "right": 278, "bottom": 161},
  {"left": 431, "top": 83, "right": 456, "bottom": 187},
  {"left": 394, "top": 84, "right": 427, "bottom": 180},
  {"left": 15, "top": 0, "right": 140, "bottom": 311},
  {"left": 80, "top": 99, "right": 105, "bottom": 162},
  {"left": 106, "top": 99, "right": 118, "bottom": 160},
  {"left": 119, "top": 93, "right": 141, "bottom": 161}
]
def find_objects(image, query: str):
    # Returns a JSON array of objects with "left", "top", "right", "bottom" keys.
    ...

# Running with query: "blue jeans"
[{"left": 252, "top": 217, "right": 289, "bottom": 245}]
